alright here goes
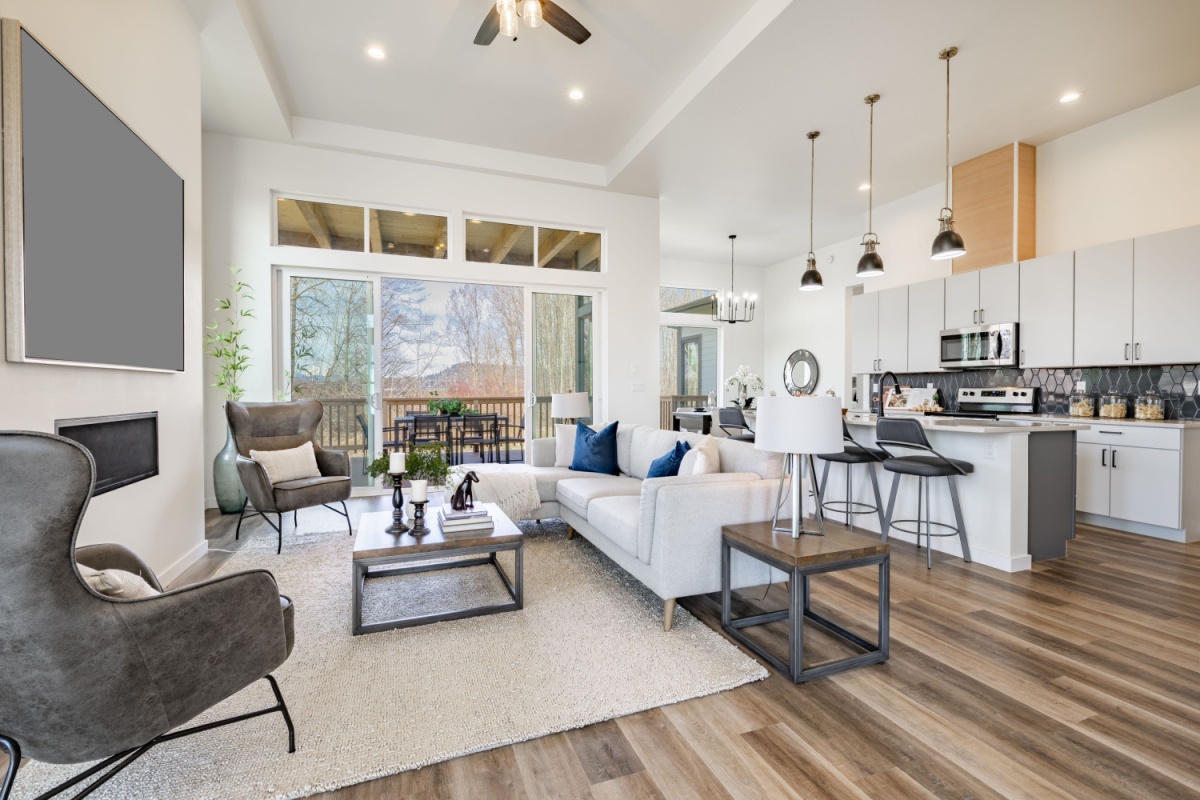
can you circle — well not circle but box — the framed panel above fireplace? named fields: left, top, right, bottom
left=55, top=412, right=159, bottom=495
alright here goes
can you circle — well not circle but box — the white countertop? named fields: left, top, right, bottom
left=1024, top=413, right=1200, bottom=429
left=845, top=414, right=1089, bottom=434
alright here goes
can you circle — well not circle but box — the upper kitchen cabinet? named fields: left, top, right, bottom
left=851, top=286, right=908, bottom=373
left=1018, top=252, right=1074, bottom=368
left=851, top=292, right=880, bottom=374
left=1074, top=239, right=1133, bottom=366
left=1132, top=224, right=1200, bottom=365
left=908, top=278, right=945, bottom=372
left=944, top=263, right=1019, bottom=329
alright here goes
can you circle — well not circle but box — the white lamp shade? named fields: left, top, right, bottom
left=551, top=392, right=591, bottom=418
left=753, top=395, right=844, bottom=455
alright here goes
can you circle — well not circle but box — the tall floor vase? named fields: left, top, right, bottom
left=213, top=418, right=247, bottom=514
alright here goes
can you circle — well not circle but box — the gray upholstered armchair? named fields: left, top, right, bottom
left=227, top=399, right=353, bottom=554
left=0, top=432, right=295, bottom=800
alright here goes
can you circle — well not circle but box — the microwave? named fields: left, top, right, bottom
left=939, top=323, right=1018, bottom=369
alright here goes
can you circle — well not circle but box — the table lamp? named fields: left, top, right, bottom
left=754, top=395, right=843, bottom=537
left=551, top=392, right=590, bottom=424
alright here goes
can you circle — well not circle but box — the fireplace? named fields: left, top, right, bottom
left=55, top=412, right=159, bottom=495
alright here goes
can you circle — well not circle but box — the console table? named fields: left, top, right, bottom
left=721, top=520, right=889, bottom=683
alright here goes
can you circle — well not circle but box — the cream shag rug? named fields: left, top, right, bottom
left=16, top=518, right=765, bottom=800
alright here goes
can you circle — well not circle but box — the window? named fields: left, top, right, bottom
left=467, top=218, right=602, bottom=271
left=660, top=286, right=716, bottom=314
left=370, top=209, right=448, bottom=259
left=277, top=198, right=365, bottom=251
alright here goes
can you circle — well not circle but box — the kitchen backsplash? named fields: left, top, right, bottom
left=888, top=365, right=1200, bottom=420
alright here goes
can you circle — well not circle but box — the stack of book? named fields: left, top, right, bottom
left=438, top=505, right=493, bottom=535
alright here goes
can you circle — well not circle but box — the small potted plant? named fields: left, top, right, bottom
left=725, top=365, right=764, bottom=409
left=366, top=443, right=450, bottom=490
left=428, top=397, right=472, bottom=416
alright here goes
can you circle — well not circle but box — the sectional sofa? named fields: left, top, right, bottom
left=518, top=424, right=786, bottom=630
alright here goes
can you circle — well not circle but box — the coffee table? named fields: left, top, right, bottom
left=721, top=520, right=889, bottom=683
left=351, top=502, right=523, bottom=635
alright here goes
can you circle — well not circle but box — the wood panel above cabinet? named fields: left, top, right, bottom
left=951, top=143, right=1036, bottom=274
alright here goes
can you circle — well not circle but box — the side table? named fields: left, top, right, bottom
left=721, top=520, right=889, bottom=683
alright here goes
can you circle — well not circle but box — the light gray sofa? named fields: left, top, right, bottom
left=520, top=424, right=786, bottom=630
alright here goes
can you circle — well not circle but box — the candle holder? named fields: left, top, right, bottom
left=410, top=500, right=429, bottom=536
left=384, top=473, right=409, bottom=535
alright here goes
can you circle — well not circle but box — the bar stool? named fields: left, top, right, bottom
left=876, top=418, right=973, bottom=569
left=816, top=420, right=888, bottom=533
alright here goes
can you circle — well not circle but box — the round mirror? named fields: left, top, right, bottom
left=783, top=349, right=819, bottom=395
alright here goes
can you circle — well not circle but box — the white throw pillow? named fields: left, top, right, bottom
left=250, top=441, right=322, bottom=485
left=554, top=424, right=576, bottom=468
left=680, top=435, right=721, bottom=476
left=77, top=563, right=160, bottom=600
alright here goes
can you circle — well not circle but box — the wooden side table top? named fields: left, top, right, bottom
left=353, top=503, right=522, bottom=560
left=722, top=520, right=889, bottom=568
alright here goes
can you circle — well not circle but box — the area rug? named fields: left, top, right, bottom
left=15, top=518, right=766, bottom=800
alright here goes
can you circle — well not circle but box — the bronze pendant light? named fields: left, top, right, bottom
left=931, top=46, right=967, bottom=260
left=856, top=94, right=883, bottom=277
left=799, top=130, right=824, bottom=291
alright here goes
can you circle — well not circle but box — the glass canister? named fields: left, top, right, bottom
left=1135, top=387, right=1166, bottom=420
left=1069, top=389, right=1096, bottom=417
left=1099, top=391, right=1128, bottom=418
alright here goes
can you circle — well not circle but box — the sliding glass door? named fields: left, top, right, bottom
left=528, top=290, right=596, bottom=440
left=279, top=270, right=378, bottom=489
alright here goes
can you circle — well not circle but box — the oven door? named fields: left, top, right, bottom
left=939, top=324, right=1017, bottom=369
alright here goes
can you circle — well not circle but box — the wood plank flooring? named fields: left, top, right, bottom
left=8, top=499, right=1198, bottom=799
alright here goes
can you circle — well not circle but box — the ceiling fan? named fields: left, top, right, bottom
left=474, top=0, right=591, bottom=46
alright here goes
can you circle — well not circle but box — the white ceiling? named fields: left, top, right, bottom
left=187, top=0, right=1200, bottom=267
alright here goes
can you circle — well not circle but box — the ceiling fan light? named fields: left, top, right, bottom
left=857, top=240, right=884, bottom=277
left=499, top=5, right=518, bottom=37
left=799, top=255, right=823, bottom=291
left=521, top=0, right=543, bottom=27
left=496, top=0, right=516, bottom=13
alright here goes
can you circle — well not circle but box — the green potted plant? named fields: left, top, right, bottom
left=204, top=265, right=254, bottom=513
left=428, top=397, right=472, bottom=416
left=365, top=443, right=451, bottom=488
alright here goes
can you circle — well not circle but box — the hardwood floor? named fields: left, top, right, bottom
left=8, top=501, right=1198, bottom=799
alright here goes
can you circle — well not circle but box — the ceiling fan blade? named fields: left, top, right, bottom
left=474, top=6, right=501, bottom=45
left=542, top=1, right=591, bottom=44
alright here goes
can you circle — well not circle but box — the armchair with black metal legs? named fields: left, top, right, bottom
left=456, top=413, right=499, bottom=464
left=0, top=432, right=296, bottom=800
left=717, top=407, right=756, bottom=442
left=227, top=399, right=353, bottom=554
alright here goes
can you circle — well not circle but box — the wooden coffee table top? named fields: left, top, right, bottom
left=722, top=520, right=889, bottom=568
left=353, top=503, right=522, bottom=560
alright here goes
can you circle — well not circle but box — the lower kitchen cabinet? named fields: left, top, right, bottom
left=1108, top=445, right=1181, bottom=529
left=1076, top=442, right=1111, bottom=517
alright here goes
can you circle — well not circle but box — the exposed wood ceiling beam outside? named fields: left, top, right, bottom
left=368, top=209, right=382, bottom=253
left=538, top=230, right=579, bottom=268
left=432, top=217, right=446, bottom=254
left=292, top=199, right=332, bottom=249
left=490, top=224, right=525, bottom=263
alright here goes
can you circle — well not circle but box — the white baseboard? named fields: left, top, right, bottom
left=883, top=529, right=1031, bottom=573
left=158, top=539, right=209, bottom=586
left=1077, top=512, right=1195, bottom=543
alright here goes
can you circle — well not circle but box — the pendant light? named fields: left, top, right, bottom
left=712, top=235, right=756, bottom=324
left=520, top=0, right=543, bottom=28
left=931, top=46, right=967, bottom=260
left=857, top=94, right=883, bottom=277
left=799, top=131, right=824, bottom=291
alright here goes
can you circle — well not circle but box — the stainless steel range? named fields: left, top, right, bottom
left=932, top=386, right=1039, bottom=420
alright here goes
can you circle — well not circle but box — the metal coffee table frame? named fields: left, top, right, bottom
left=721, top=537, right=889, bottom=683
left=352, top=540, right=523, bottom=635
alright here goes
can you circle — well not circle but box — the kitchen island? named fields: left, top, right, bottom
left=828, top=415, right=1085, bottom=572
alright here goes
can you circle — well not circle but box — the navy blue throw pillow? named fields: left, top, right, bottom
left=571, top=421, right=620, bottom=475
left=647, top=440, right=691, bottom=479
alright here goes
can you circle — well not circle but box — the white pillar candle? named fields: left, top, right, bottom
left=389, top=452, right=405, bottom=474
left=409, top=479, right=428, bottom=502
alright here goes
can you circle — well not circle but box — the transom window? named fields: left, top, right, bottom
left=466, top=218, right=601, bottom=272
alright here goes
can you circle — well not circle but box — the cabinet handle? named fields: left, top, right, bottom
left=979, top=308, right=985, bottom=324
left=1112, top=449, right=1118, bottom=469
left=1136, top=343, right=1142, bottom=360
left=973, top=309, right=978, bottom=324
left=1124, top=343, right=1131, bottom=360
left=1101, top=449, right=1107, bottom=467
left=1020, top=349, right=1025, bottom=367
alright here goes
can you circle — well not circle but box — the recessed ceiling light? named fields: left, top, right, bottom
left=403, top=211, right=416, bottom=216
left=469, top=218, right=482, bottom=224
left=859, top=183, right=871, bottom=191
left=483, top=248, right=490, bottom=253
left=366, top=46, right=387, bottom=60
left=1059, top=91, right=1082, bottom=103
left=568, top=88, right=584, bottom=101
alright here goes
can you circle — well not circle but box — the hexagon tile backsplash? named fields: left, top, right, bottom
left=892, top=366, right=1200, bottom=420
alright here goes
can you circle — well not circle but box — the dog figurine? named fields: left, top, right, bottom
left=451, top=471, right=479, bottom=511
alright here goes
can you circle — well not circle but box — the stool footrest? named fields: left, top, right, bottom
left=887, top=518, right=961, bottom=538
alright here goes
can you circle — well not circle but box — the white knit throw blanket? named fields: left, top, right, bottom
left=449, top=466, right=542, bottom=522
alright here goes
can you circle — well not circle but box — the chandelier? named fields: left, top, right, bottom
left=712, top=235, right=756, bottom=324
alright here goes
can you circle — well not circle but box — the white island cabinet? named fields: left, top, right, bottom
left=839, top=417, right=1083, bottom=572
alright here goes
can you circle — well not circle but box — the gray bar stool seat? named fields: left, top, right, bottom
left=876, top=418, right=973, bottom=569
left=816, top=420, right=888, bottom=533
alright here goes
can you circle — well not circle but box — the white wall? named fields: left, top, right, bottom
left=660, top=257, right=764, bottom=402
left=0, top=0, right=205, bottom=581
left=202, top=133, right=660, bottom=502
left=765, top=84, right=1200, bottom=407
left=1038, top=85, right=1200, bottom=255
